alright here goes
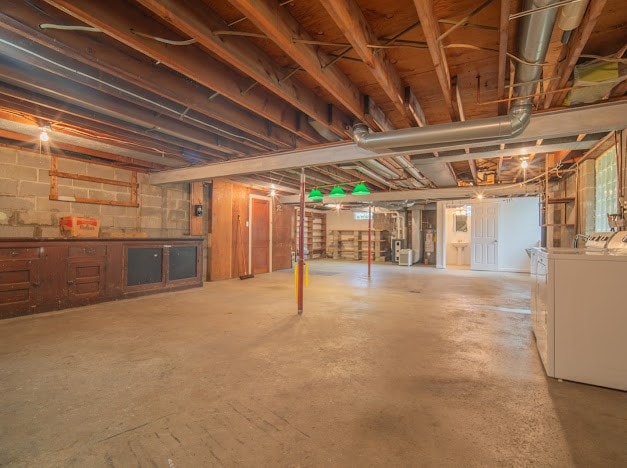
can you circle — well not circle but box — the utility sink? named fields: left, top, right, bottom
left=452, top=242, right=469, bottom=265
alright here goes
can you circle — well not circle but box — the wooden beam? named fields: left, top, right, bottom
left=318, top=0, right=420, bottom=128
left=364, top=96, right=395, bottom=132
left=0, top=127, right=167, bottom=171
left=43, top=0, right=322, bottom=143
left=190, top=182, right=203, bottom=236
left=134, top=0, right=349, bottom=139
left=497, top=0, right=510, bottom=115
left=150, top=101, right=627, bottom=184
left=544, top=0, right=608, bottom=108
left=0, top=60, right=244, bottom=159
left=0, top=31, right=274, bottom=153
left=412, top=0, right=457, bottom=121
left=0, top=92, right=198, bottom=166
left=226, top=0, right=391, bottom=131
left=0, top=10, right=300, bottom=149
left=279, top=184, right=537, bottom=204
left=404, top=87, right=427, bottom=127
left=0, top=63, right=236, bottom=162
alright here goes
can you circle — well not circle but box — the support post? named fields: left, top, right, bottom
left=298, top=168, right=305, bottom=314
left=368, top=203, right=372, bottom=279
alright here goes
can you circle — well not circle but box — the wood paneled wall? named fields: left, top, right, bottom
left=208, top=179, right=294, bottom=281
left=273, top=202, right=295, bottom=270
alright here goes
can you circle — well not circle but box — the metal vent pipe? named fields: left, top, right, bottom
left=352, top=0, right=559, bottom=153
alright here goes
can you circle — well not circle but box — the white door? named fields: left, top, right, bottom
left=471, top=203, right=498, bottom=271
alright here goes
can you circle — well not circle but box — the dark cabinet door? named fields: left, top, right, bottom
left=66, top=258, right=106, bottom=305
left=168, top=246, right=198, bottom=281
left=126, top=247, right=165, bottom=290
left=0, top=260, right=40, bottom=318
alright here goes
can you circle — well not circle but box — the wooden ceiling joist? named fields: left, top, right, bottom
left=0, top=37, right=273, bottom=154
left=226, top=0, right=391, bottom=131
left=412, top=0, right=457, bottom=121
left=543, top=0, right=608, bottom=109
left=0, top=127, right=166, bottom=172
left=318, top=0, right=423, bottom=128
left=497, top=0, right=511, bottom=116
left=0, top=10, right=301, bottom=150
left=0, top=59, right=244, bottom=160
left=134, top=0, right=350, bottom=139
left=0, top=84, right=221, bottom=165
left=43, top=0, right=323, bottom=144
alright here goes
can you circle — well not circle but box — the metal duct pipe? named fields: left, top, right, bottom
left=353, top=165, right=397, bottom=188
left=352, top=0, right=559, bottom=153
left=362, top=159, right=399, bottom=179
left=393, top=156, right=429, bottom=187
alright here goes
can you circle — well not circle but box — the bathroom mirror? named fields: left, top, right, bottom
left=455, top=214, right=468, bottom=232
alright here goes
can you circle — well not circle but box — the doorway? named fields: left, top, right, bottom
left=470, top=202, right=499, bottom=270
left=249, top=195, right=272, bottom=275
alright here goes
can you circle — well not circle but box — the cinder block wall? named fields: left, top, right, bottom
left=0, top=147, right=190, bottom=238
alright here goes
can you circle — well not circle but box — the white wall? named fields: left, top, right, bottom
left=498, top=197, right=540, bottom=272
left=326, top=209, right=370, bottom=231
left=437, top=197, right=540, bottom=272
left=445, top=207, right=471, bottom=265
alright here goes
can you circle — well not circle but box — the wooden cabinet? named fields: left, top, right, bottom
left=0, top=238, right=203, bottom=319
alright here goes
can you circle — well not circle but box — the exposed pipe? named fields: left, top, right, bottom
left=362, top=159, right=399, bottom=179
left=393, top=156, right=429, bottom=187
left=352, top=0, right=559, bottom=154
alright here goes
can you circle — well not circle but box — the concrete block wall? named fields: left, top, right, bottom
left=0, top=147, right=190, bottom=238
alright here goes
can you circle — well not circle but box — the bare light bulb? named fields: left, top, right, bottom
left=477, top=193, right=484, bottom=200
left=39, top=129, right=49, bottom=142
left=521, top=159, right=529, bottom=169
left=269, top=189, right=276, bottom=197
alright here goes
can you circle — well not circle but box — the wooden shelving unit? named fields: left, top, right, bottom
left=541, top=158, right=578, bottom=248
left=296, top=210, right=326, bottom=259
left=327, top=230, right=389, bottom=261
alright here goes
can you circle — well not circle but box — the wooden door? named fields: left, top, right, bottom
left=250, top=198, right=270, bottom=274
left=471, top=203, right=499, bottom=271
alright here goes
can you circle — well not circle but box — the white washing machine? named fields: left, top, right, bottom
left=530, top=246, right=627, bottom=390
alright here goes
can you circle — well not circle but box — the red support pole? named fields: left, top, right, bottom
left=298, top=168, right=305, bottom=314
left=368, top=203, right=372, bottom=279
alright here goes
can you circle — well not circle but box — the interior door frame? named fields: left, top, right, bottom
left=470, top=201, right=499, bottom=271
left=248, top=194, right=273, bottom=275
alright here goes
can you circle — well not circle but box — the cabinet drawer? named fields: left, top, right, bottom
left=0, top=247, right=41, bottom=260
left=68, top=245, right=107, bottom=258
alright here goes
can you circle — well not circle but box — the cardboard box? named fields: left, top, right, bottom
left=60, top=216, right=100, bottom=238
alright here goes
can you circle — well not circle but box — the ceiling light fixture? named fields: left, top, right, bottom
left=328, top=185, right=346, bottom=198
left=39, top=128, right=49, bottom=142
left=521, top=158, right=529, bottom=169
left=351, top=182, right=370, bottom=196
left=307, top=187, right=323, bottom=201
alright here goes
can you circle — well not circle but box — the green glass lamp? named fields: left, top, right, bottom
left=351, top=182, right=370, bottom=196
left=307, top=187, right=323, bottom=201
left=329, top=185, right=346, bottom=198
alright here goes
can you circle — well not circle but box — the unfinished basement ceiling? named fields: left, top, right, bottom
left=0, top=0, right=625, bottom=197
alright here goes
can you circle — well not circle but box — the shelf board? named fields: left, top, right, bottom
left=546, top=197, right=575, bottom=204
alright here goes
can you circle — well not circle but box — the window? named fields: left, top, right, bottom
left=353, top=211, right=372, bottom=220
left=595, top=147, right=618, bottom=231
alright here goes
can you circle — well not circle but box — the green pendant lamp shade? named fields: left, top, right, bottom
left=307, top=187, right=323, bottom=201
left=351, top=182, right=370, bottom=196
left=329, top=185, right=346, bottom=198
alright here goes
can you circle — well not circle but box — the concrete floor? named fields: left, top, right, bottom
left=1, top=261, right=625, bottom=467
